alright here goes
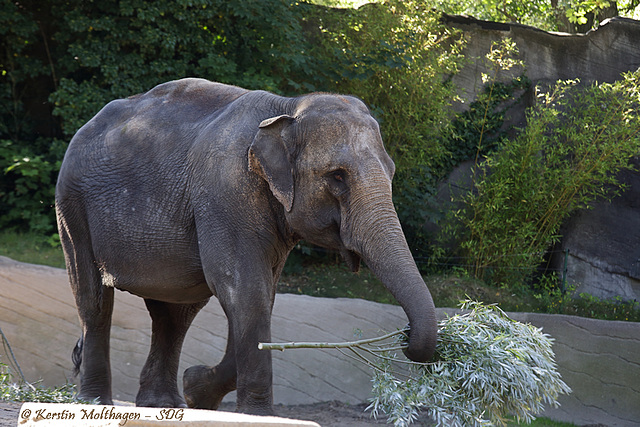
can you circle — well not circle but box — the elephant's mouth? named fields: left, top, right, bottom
left=340, top=247, right=361, bottom=273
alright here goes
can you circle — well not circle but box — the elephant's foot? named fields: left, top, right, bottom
left=78, top=392, right=113, bottom=406
left=235, top=383, right=275, bottom=416
left=236, top=398, right=276, bottom=416
left=183, top=365, right=236, bottom=410
left=136, top=388, right=187, bottom=408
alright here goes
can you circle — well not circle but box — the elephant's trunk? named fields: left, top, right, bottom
left=341, top=174, right=437, bottom=362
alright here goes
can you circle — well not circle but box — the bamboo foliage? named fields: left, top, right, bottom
left=368, top=301, right=571, bottom=426
left=456, top=65, right=640, bottom=284
left=261, top=301, right=571, bottom=426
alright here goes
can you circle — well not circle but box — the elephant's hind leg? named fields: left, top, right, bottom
left=58, top=211, right=115, bottom=405
left=75, top=285, right=115, bottom=404
left=136, top=299, right=207, bottom=408
left=183, top=323, right=237, bottom=410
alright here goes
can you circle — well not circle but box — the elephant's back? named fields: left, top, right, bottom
left=58, top=79, right=249, bottom=192
left=67, top=78, right=249, bottom=152
left=136, top=78, right=249, bottom=111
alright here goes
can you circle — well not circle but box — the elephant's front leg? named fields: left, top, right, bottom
left=217, top=278, right=276, bottom=415
left=232, top=311, right=274, bottom=415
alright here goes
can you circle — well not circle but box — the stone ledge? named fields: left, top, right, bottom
left=16, top=402, right=320, bottom=427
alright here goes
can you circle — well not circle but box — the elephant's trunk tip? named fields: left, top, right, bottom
left=404, top=314, right=438, bottom=363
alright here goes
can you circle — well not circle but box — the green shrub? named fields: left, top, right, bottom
left=0, top=139, right=66, bottom=234
left=565, top=293, right=640, bottom=322
left=444, top=75, right=531, bottom=175
left=1, top=361, right=85, bottom=403
left=49, top=0, right=318, bottom=137
left=451, top=69, right=640, bottom=285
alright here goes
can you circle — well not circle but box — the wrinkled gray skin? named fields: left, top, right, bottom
left=56, top=78, right=437, bottom=415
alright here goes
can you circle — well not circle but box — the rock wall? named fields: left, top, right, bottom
left=556, top=157, right=640, bottom=301
left=441, top=15, right=640, bottom=301
left=444, top=15, right=640, bottom=104
left=1, top=257, right=639, bottom=426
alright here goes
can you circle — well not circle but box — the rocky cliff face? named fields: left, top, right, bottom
left=445, top=15, right=640, bottom=103
left=443, top=15, right=640, bottom=301
left=557, top=158, right=640, bottom=301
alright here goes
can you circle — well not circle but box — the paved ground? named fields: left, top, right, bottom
left=0, top=402, right=20, bottom=427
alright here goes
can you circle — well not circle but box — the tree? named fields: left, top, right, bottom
left=309, top=0, right=466, bottom=259
left=435, top=0, right=640, bottom=32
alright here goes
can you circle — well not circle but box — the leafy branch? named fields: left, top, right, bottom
left=260, top=300, right=571, bottom=427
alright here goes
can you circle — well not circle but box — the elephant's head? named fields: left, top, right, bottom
left=248, top=94, right=437, bottom=362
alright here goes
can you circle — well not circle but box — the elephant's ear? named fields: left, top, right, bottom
left=248, top=115, right=296, bottom=212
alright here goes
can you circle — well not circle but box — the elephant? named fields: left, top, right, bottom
left=55, top=78, right=437, bottom=415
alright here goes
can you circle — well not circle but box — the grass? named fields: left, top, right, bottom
left=1, top=230, right=638, bottom=322
left=1, top=360, right=86, bottom=404
left=0, top=231, right=65, bottom=268
left=279, top=263, right=398, bottom=304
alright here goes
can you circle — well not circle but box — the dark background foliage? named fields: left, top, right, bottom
left=1, top=0, right=326, bottom=233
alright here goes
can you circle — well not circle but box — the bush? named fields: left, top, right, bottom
left=49, top=0, right=318, bottom=137
left=450, top=69, right=640, bottom=285
left=0, top=139, right=66, bottom=234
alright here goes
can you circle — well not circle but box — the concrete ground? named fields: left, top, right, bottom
left=1, top=256, right=638, bottom=426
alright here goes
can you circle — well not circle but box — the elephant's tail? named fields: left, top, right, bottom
left=72, top=335, right=83, bottom=377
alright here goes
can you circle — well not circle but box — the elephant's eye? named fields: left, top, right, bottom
left=331, top=169, right=346, bottom=183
